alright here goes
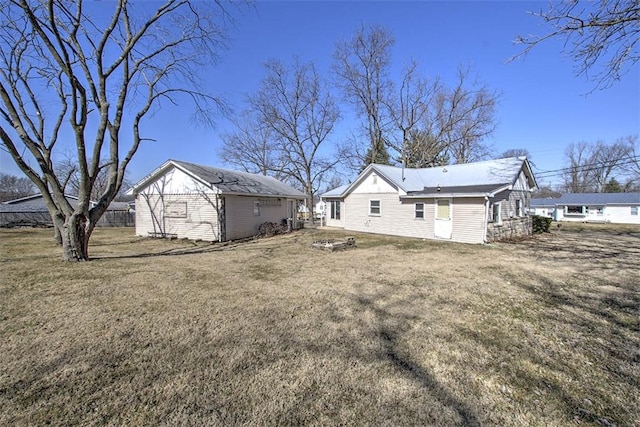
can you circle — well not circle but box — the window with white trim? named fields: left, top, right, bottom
left=565, top=205, right=584, bottom=215
left=331, top=201, right=341, bottom=220
left=632, top=206, right=638, bottom=216
left=516, top=199, right=523, bottom=217
left=492, top=202, right=502, bottom=225
left=415, top=203, right=424, bottom=219
left=253, top=201, right=261, bottom=216
left=369, top=200, right=381, bottom=216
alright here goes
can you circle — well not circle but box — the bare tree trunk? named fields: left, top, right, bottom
left=60, top=214, right=92, bottom=261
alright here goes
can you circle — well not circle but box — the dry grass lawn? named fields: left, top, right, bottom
left=1, top=224, right=639, bottom=426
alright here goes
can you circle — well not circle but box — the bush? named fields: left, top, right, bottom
left=532, top=215, right=553, bottom=234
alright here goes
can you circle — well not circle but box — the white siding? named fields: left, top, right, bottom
left=342, top=193, right=487, bottom=243
left=605, top=205, right=640, bottom=224
left=450, top=198, right=488, bottom=244
left=351, top=171, right=397, bottom=194
left=324, top=199, right=345, bottom=228
left=136, top=193, right=220, bottom=241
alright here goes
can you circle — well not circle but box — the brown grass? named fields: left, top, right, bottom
left=1, top=224, right=639, bottom=426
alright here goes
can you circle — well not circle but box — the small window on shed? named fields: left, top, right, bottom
left=415, top=203, right=424, bottom=219
left=253, top=201, right=261, bottom=216
left=516, top=199, right=523, bottom=217
left=372, top=174, right=378, bottom=184
left=632, top=206, right=638, bottom=216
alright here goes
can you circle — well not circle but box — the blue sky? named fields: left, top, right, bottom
left=1, top=1, right=638, bottom=189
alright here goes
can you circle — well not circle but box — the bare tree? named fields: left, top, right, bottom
left=220, top=111, right=285, bottom=179
left=440, top=66, right=498, bottom=164
left=385, top=61, right=441, bottom=167
left=620, top=135, right=640, bottom=187
left=0, top=172, right=36, bottom=201
left=499, top=148, right=531, bottom=159
left=562, top=139, right=633, bottom=192
left=0, top=0, right=235, bottom=260
left=250, top=58, right=340, bottom=222
left=56, top=154, right=133, bottom=201
left=515, top=0, right=640, bottom=90
left=333, top=24, right=394, bottom=167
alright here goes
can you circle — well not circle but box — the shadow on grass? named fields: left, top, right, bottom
left=457, top=269, right=639, bottom=426
left=353, top=291, right=481, bottom=426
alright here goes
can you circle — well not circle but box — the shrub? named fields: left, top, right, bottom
left=532, top=215, right=553, bottom=234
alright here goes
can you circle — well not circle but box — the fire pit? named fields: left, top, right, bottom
left=311, top=237, right=356, bottom=252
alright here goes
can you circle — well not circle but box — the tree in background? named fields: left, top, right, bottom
left=333, top=24, right=394, bottom=168
left=562, top=138, right=634, bottom=192
left=249, top=58, right=340, bottom=222
left=220, top=111, right=286, bottom=179
left=499, top=148, right=531, bottom=159
left=0, top=172, right=36, bottom=202
left=603, top=177, right=622, bottom=193
left=55, top=155, right=133, bottom=202
left=515, top=0, right=639, bottom=90
left=437, top=66, right=498, bottom=164
left=0, top=0, right=235, bottom=260
left=385, top=61, right=441, bottom=167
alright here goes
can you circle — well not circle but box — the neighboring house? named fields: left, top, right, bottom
left=131, top=159, right=306, bottom=241
left=531, top=193, right=640, bottom=224
left=321, top=157, right=537, bottom=244
left=0, top=193, right=134, bottom=227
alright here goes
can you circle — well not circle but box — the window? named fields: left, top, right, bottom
left=253, top=201, right=260, bottom=216
left=165, top=201, right=187, bottom=218
left=436, top=199, right=450, bottom=220
left=259, top=198, right=281, bottom=207
left=372, top=174, right=378, bottom=184
left=331, top=201, right=341, bottom=220
left=516, top=199, right=523, bottom=217
left=369, top=200, right=381, bottom=216
left=492, top=202, right=502, bottom=225
left=415, top=203, right=424, bottom=219
left=566, top=205, right=584, bottom=214
left=632, top=206, right=638, bottom=216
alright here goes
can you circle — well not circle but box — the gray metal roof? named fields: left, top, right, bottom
left=408, top=184, right=509, bottom=196
left=322, top=157, right=534, bottom=198
left=170, top=160, right=305, bottom=198
left=321, top=184, right=349, bottom=198
left=532, top=193, right=640, bottom=207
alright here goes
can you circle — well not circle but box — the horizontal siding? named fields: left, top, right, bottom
left=343, top=194, right=488, bottom=243
left=135, top=193, right=220, bottom=241
left=451, top=198, right=487, bottom=244
left=606, top=206, right=640, bottom=224
left=225, top=195, right=290, bottom=240
left=343, top=193, right=435, bottom=239
left=324, top=199, right=345, bottom=228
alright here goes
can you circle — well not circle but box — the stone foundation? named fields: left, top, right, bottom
left=487, top=217, right=532, bottom=242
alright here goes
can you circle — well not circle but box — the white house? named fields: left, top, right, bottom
left=131, top=160, right=306, bottom=241
left=531, top=193, right=640, bottom=224
left=321, top=157, right=538, bottom=244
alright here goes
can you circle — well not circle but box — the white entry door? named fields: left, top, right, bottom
left=434, top=198, right=452, bottom=239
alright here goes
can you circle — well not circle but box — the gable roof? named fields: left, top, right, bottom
left=322, top=157, right=536, bottom=198
left=132, top=160, right=306, bottom=198
left=532, top=193, right=640, bottom=207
